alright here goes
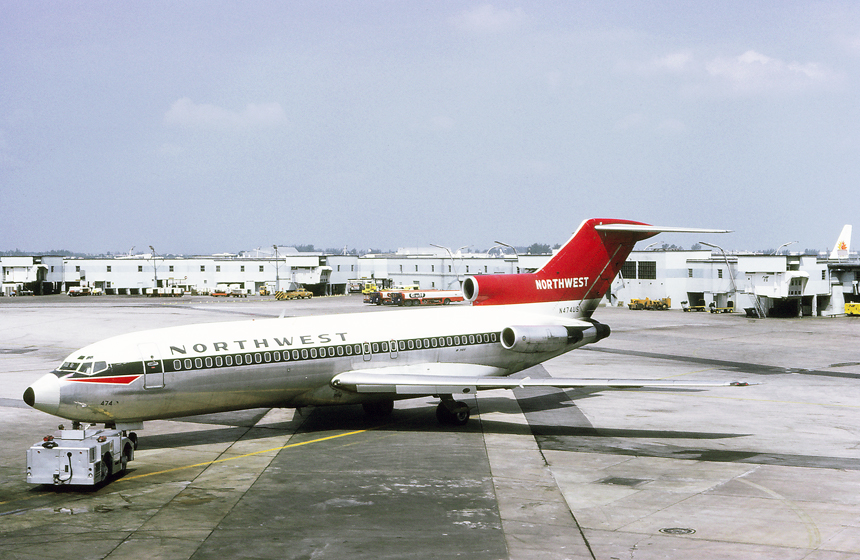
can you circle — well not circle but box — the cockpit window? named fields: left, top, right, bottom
left=74, top=361, right=108, bottom=376
left=60, top=362, right=80, bottom=372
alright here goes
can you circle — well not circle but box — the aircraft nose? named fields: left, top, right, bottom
left=23, top=374, right=61, bottom=416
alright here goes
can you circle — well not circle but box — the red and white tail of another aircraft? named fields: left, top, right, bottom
left=24, top=218, right=748, bottom=430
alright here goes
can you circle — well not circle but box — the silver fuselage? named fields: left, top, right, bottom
left=25, top=300, right=601, bottom=425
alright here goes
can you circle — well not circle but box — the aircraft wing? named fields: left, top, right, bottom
left=330, top=369, right=750, bottom=396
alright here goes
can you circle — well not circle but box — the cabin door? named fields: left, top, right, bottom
left=139, top=343, right=164, bottom=389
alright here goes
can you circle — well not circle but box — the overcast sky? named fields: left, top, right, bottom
left=3, top=1, right=860, bottom=255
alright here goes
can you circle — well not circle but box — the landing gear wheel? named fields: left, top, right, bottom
left=362, top=400, right=394, bottom=418
left=436, top=401, right=470, bottom=426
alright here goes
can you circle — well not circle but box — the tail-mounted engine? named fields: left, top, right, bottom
left=500, top=321, right=610, bottom=353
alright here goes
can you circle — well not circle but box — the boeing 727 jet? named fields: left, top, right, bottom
left=24, top=218, right=744, bottom=434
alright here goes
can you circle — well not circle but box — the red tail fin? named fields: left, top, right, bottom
left=462, top=219, right=729, bottom=317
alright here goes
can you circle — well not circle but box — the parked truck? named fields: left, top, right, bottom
left=628, top=297, right=671, bottom=310
left=275, top=286, right=313, bottom=300
left=390, top=290, right=465, bottom=306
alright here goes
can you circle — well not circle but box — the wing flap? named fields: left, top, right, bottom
left=331, top=369, right=751, bottom=395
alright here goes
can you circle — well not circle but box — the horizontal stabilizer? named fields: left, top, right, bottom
left=331, top=370, right=752, bottom=395
left=594, top=224, right=732, bottom=234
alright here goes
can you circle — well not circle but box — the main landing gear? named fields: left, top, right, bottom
left=436, top=395, right=470, bottom=426
left=360, top=396, right=471, bottom=426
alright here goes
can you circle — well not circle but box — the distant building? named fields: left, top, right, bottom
left=617, top=249, right=856, bottom=317
left=3, top=245, right=857, bottom=317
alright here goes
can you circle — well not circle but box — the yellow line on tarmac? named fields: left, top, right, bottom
left=119, top=429, right=368, bottom=482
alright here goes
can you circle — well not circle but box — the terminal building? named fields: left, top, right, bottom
left=2, top=235, right=857, bottom=317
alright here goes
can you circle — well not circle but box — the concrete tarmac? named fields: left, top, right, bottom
left=1, top=294, right=859, bottom=559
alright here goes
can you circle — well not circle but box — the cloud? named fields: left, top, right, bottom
left=164, top=98, right=288, bottom=129
left=705, top=50, right=837, bottom=95
left=651, top=51, right=694, bottom=73
left=451, top=4, right=525, bottom=33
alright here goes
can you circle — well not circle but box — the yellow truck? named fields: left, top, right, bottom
left=628, top=297, right=671, bottom=310
left=846, top=302, right=860, bottom=316
left=275, top=286, right=313, bottom=300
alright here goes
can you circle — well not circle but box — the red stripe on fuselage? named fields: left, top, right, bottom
left=68, top=375, right=141, bottom=385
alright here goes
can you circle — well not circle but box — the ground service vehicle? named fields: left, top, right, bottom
left=629, top=297, right=671, bottom=310
left=275, top=287, right=313, bottom=300
left=390, top=290, right=464, bottom=306
left=27, top=427, right=134, bottom=486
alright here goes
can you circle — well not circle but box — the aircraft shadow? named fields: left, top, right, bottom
left=138, top=392, right=746, bottom=450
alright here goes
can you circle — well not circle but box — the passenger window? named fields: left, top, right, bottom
left=301, top=349, right=308, bottom=359
left=431, top=338, right=438, bottom=348
left=185, top=359, right=193, bottom=370
left=454, top=336, right=461, bottom=345
left=273, top=352, right=280, bottom=362
left=399, top=340, right=406, bottom=351
left=310, top=348, right=317, bottom=359
left=423, top=339, right=430, bottom=348
left=469, top=335, right=475, bottom=344
left=407, top=340, right=414, bottom=350
left=174, top=360, right=182, bottom=370
left=216, top=356, right=223, bottom=367
left=205, top=357, right=213, bottom=368
left=195, top=358, right=203, bottom=369
left=264, top=352, right=271, bottom=362
left=245, top=354, right=252, bottom=364
left=371, top=343, right=379, bottom=353
left=225, top=356, right=233, bottom=366
left=446, top=337, right=453, bottom=346
left=292, top=350, right=299, bottom=360
left=236, top=355, right=243, bottom=365
left=337, top=346, right=344, bottom=356
left=255, top=353, right=262, bottom=363
left=346, top=345, right=353, bottom=356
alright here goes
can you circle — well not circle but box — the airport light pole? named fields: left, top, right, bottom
left=273, top=245, right=280, bottom=292
left=149, top=246, right=159, bottom=290
left=431, top=244, right=469, bottom=289
left=493, top=240, right=518, bottom=273
left=699, top=241, right=737, bottom=294
left=775, top=241, right=798, bottom=255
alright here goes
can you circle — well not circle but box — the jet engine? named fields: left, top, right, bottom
left=463, top=274, right=536, bottom=306
left=500, top=321, right=610, bottom=353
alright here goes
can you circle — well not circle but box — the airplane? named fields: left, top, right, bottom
left=23, top=218, right=747, bottom=438
left=829, top=224, right=851, bottom=260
